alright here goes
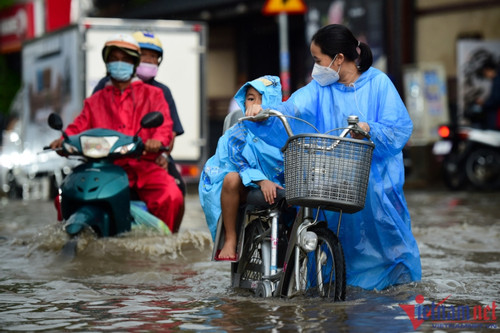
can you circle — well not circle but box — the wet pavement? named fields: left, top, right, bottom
left=0, top=187, right=499, bottom=332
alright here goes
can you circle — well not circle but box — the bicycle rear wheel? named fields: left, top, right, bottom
left=280, top=226, right=346, bottom=301
left=231, top=219, right=265, bottom=289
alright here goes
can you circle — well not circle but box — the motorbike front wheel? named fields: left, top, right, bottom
left=280, top=226, right=346, bottom=301
left=465, top=147, right=500, bottom=190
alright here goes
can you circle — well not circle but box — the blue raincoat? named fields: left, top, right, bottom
left=199, top=76, right=284, bottom=240
left=245, top=67, right=422, bottom=290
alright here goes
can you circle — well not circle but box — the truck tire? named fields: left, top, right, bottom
left=7, top=172, right=22, bottom=199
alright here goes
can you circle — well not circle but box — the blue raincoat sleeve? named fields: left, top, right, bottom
left=226, top=122, right=284, bottom=187
left=227, top=123, right=262, bottom=187
left=245, top=68, right=421, bottom=290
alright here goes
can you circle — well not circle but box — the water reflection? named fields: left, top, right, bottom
left=0, top=189, right=499, bottom=331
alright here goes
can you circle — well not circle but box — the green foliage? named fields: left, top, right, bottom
left=0, top=55, right=21, bottom=115
left=0, top=0, right=16, bottom=11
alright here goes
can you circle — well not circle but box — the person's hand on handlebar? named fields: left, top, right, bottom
left=256, top=179, right=284, bottom=204
left=49, top=138, right=63, bottom=149
left=245, top=104, right=264, bottom=117
left=144, top=138, right=163, bottom=154
left=49, top=138, right=65, bottom=156
left=350, top=122, right=370, bottom=139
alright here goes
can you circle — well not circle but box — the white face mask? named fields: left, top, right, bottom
left=311, top=55, right=341, bottom=86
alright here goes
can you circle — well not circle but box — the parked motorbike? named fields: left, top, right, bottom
left=433, top=123, right=500, bottom=190
left=46, top=111, right=171, bottom=254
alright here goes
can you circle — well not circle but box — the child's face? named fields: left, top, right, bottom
left=245, top=86, right=262, bottom=110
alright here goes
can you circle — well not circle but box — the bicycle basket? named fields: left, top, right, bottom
left=283, top=134, right=374, bottom=213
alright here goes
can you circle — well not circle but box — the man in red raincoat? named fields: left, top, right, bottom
left=50, top=33, right=183, bottom=232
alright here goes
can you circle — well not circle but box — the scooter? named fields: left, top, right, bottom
left=46, top=111, right=171, bottom=253
left=433, top=123, right=500, bottom=190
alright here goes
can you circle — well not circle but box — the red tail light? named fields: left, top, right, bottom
left=438, top=125, right=450, bottom=139
left=179, top=164, right=200, bottom=179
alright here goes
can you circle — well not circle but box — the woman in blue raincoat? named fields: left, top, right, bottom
left=199, top=75, right=284, bottom=260
left=245, top=24, right=421, bottom=290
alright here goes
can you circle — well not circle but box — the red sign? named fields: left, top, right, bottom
left=0, top=3, right=35, bottom=53
left=45, top=0, right=72, bottom=32
left=262, top=0, right=307, bottom=15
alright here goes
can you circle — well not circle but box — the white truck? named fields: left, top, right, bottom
left=0, top=17, right=207, bottom=199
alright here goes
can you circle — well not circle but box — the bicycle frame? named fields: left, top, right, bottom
left=228, top=110, right=372, bottom=299
left=275, top=206, right=323, bottom=295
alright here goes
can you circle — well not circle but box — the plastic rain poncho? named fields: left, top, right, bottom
left=245, top=67, right=421, bottom=290
left=199, top=76, right=284, bottom=240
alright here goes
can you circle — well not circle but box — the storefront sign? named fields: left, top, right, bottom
left=0, top=3, right=35, bottom=53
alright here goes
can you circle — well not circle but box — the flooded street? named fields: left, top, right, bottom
left=0, top=187, right=499, bottom=332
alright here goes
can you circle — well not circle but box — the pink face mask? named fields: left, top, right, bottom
left=136, top=62, right=159, bottom=81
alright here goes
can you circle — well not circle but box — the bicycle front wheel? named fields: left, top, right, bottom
left=280, top=226, right=346, bottom=301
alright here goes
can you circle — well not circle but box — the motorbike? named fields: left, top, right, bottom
left=433, top=123, right=500, bottom=190
left=46, top=111, right=171, bottom=254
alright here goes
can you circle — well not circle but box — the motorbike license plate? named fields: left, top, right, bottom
left=432, top=140, right=452, bottom=155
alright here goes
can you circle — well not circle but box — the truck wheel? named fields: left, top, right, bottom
left=7, top=172, right=22, bottom=199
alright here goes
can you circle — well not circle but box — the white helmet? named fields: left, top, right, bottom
left=102, top=33, right=141, bottom=67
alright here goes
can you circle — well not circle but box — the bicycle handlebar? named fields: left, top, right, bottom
left=239, top=109, right=295, bottom=137
left=239, top=109, right=371, bottom=140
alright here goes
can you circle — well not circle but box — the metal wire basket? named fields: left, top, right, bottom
left=282, top=134, right=374, bottom=213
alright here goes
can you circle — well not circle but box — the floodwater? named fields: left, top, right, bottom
left=0, top=187, right=499, bottom=332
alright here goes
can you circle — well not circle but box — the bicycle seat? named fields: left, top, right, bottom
left=223, top=110, right=244, bottom=133
left=246, top=188, right=286, bottom=210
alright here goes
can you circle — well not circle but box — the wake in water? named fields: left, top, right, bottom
left=24, top=220, right=213, bottom=261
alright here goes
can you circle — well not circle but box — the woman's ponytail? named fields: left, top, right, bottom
left=357, top=42, right=373, bottom=72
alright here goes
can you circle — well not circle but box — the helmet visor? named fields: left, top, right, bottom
left=103, top=46, right=141, bottom=67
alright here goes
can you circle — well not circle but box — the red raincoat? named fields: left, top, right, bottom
left=65, top=79, right=183, bottom=231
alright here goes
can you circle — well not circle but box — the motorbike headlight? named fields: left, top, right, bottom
left=299, top=230, right=318, bottom=253
left=113, top=143, right=136, bottom=154
left=80, top=136, right=119, bottom=158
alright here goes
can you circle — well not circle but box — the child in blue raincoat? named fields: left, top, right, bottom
left=244, top=24, right=422, bottom=290
left=199, top=75, right=284, bottom=260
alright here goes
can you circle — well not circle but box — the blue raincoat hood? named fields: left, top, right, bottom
left=234, top=75, right=282, bottom=112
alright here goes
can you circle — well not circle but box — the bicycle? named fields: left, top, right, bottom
left=211, top=110, right=374, bottom=300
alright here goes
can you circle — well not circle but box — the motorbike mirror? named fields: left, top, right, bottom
left=48, top=113, right=63, bottom=130
left=141, top=111, right=164, bottom=129
left=48, top=113, right=69, bottom=140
